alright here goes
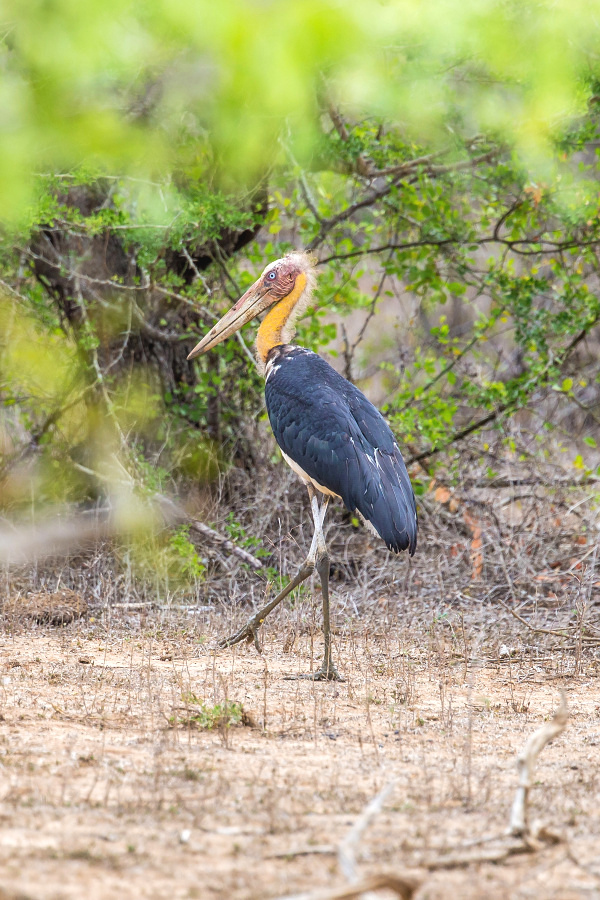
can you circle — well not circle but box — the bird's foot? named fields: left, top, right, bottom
left=217, top=563, right=316, bottom=656
left=217, top=615, right=264, bottom=653
left=284, top=660, right=345, bottom=682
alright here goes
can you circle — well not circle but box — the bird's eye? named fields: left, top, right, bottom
left=267, top=271, right=277, bottom=280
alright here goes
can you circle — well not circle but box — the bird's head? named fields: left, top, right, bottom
left=187, top=252, right=316, bottom=360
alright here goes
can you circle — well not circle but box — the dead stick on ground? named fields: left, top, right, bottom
left=274, top=875, right=420, bottom=900
left=509, top=692, right=568, bottom=837
left=496, top=597, right=600, bottom=643
left=275, top=780, right=421, bottom=900
left=403, top=694, right=569, bottom=870
left=277, top=701, right=570, bottom=897
left=338, top=780, right=396, bottom=883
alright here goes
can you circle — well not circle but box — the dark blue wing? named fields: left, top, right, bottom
left=264, top=346, right=417, bottom=555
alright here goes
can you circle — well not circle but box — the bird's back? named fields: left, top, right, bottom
left=264, top=345, right=417, bottom=555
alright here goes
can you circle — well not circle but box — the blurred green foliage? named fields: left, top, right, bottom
left=2, top=0, right=600, bottom=220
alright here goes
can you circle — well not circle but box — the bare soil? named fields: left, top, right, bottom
left=1, top=610, right=599, bottom=900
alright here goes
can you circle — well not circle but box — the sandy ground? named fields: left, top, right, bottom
left=0, top=616, right=599, bottom=900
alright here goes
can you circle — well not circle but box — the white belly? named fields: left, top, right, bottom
left=281, top=451, right=340, bottom=499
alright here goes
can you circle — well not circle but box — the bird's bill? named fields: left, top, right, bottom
left=186, top=281, right=271, bottom=360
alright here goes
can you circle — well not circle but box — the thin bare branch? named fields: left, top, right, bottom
left=275, top=874, right=420, bottom=900
left=338, top=780, right=396, bottom=883
left=318, top=230, right=600, bottom=266
left=156, top=496, right=264, bottom=570
left=405, top=312, right=600, bottom=466
left=309, top=151, right=498, bottom=251
left=509, top=694, right=568, bottom=836
left=495, top=597, right=600, bottom=645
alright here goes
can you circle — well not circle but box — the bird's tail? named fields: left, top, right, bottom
left=352, top=448, right=418, bottom=555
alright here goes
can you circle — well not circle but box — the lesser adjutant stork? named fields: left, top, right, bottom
left=188, top=252, right=417, bottom=680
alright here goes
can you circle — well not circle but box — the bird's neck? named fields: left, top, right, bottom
left=256, top=272, right=307, bottom=367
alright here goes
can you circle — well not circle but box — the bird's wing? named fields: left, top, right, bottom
left=265, top=351, right=417, bottom=554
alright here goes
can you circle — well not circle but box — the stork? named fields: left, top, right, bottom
left=187, top=252, right=417, bottom=680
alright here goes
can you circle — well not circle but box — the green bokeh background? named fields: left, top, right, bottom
left=2, top=0, right=599, bottom=221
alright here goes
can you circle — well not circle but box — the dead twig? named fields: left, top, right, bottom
left=275, top=874, right=420, bottom=900
left=496, top=597, right=600, bottom=645
left=268, top=845, right=335, bottom=859
left=509, top=693, right=568, bottom=837
left=156, top=496, right=264, bottom=570
left=338, top=780, right=396, bottom=883
left=275, top=780, right=422, bottom=900
left=188, top=519, right=263, bottom=570
left=418, top=841, right=531, bottom=868
left=394, top=696, right=568, bottom=873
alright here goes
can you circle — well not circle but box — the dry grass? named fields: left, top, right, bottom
left=1, top=466, right=600, bottom=898
left=0, top=607, right=599, bottom=899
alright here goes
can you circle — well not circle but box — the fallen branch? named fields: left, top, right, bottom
left=274, top=698, right=570, bottom=897
left=188, top=519, right=262, bottom=570
left=275, top=781, right=422, bottom=900
left=268, top=845, right=335, bottom=860
left=509, top=693, right=569, bottom=837
left=338, top=780, right=396, bottom=883
left=496, top=597, right=600, bottom=645
left=276, top=874, right=420, bottom=900
left=417, top=840, right=532, bottom=869
left=403, top=696, right=568, bottom=871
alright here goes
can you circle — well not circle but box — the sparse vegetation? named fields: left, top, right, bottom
left=0, top=610, right=599, bottom=898
left=171, top=694, right=245, bottom=730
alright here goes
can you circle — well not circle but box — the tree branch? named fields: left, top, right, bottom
left=318, top=230, right=600, bottom=266
left=309, top=151, right=498, bottom=251
left=404, top=313, right=600, bottom=466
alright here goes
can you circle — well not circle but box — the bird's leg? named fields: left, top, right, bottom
left=315, top=533, right=343, bottom=682
left=217, top=486, right=323, bottom=653
left=285, top=493, right=344, bottom=682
